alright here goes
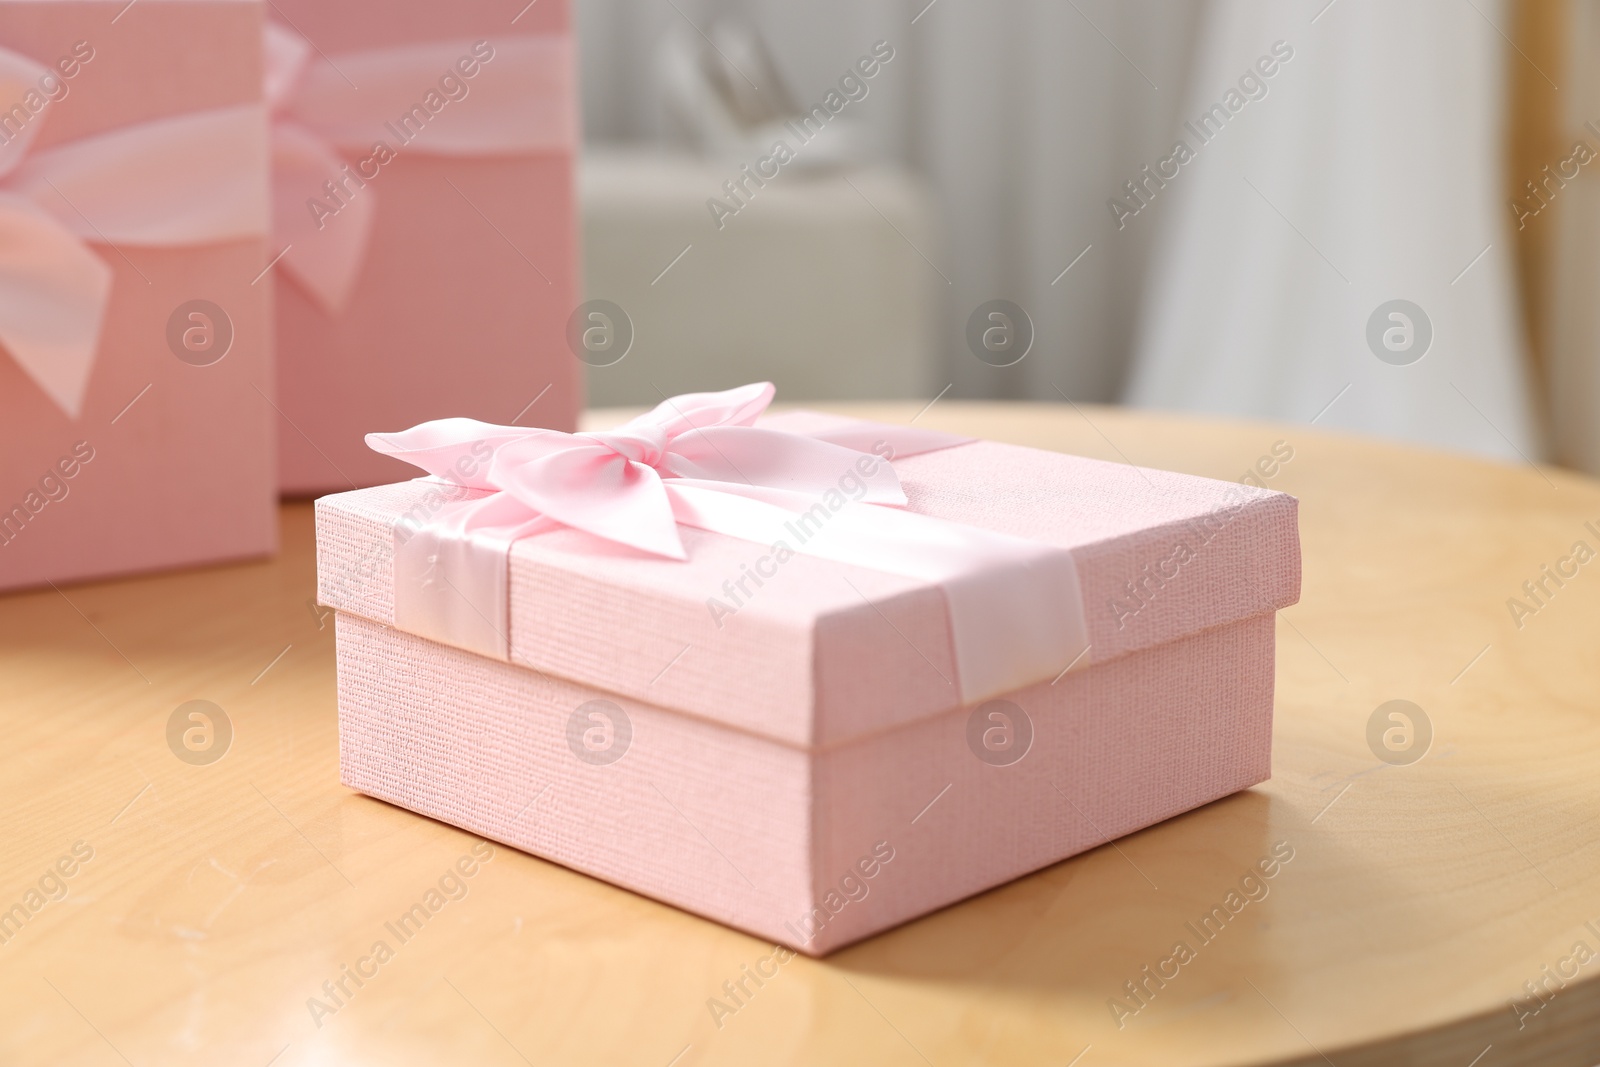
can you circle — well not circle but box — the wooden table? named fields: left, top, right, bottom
left=5, top=403, right=1599, bottom=1067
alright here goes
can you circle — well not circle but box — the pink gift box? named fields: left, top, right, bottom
left=0, top=1, right=274, bottom=592
left=316, top=414, right=1300, bottom=953
left=269, top=0, right=582, bottom=494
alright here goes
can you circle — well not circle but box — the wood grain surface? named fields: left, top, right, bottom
left=3, top=402, right=1598, bottom=1066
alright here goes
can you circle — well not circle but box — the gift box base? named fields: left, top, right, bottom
left=336, top=610, right=1276, bottom=955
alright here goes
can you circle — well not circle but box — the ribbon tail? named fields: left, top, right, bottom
left=638, top=382, right=775, bottom=438
left=391, top=485, right=561, bottom=661
left=665, top=425, right=908, bottom=504
left=0, top=194, right=111, bottom=419
left=665, top=481, right=1089, bottom=704
left=271, top=121, right=375, bottom=313
left=264, top=23, right=313, bottom=111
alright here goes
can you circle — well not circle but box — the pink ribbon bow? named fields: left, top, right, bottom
left=266, top=25, right=575, bottom=313
left=366, top=383, right=1091, bottom=705
left=0, top=46, right=266, bottom=419
left=367, top=381, right=943, bottom=559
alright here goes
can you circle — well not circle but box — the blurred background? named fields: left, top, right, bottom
left=572, top=0, right=1598, bottom=472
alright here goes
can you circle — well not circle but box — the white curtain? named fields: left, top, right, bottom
left=1126, top=0, right=1541, bottom=463
left=577, top=0, right=1543, bottom=463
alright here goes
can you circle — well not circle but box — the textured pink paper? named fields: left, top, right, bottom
left=336, top=610, right=1276, bottom=955
left=272, top=0, right=581, bottom=494
left=317, top=426, right=1301, bottom=745
left=0, top=2, right=274, bottom=592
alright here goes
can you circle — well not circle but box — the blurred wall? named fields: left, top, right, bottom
left=575, top=0, right=1202, bottom=404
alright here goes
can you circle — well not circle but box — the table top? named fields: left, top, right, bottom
left=4, top=402, right=1597, bottom=1067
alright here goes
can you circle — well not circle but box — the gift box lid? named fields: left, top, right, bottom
left=316, top=409, right=1299, bottom=749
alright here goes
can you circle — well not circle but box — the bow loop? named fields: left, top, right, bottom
left=637, top=381, right=775, bottom=441
left=365, top=417, right=557, bottom=490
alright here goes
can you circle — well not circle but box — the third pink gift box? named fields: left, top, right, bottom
left=315, top=384, right=1301, bottom=954
left=268, top=0, right=581, bottom=493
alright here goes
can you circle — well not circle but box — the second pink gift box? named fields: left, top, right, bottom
left=0, top=1, right=273, bottom=592
left=315, top=384, right=1301, bottom=954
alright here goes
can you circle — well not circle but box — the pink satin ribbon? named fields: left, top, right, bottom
left=0, top=47, right=266, bottom=419
left=367, top=383, right=1090, bottom=706
left=266, top=25, right=575, bottom=313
